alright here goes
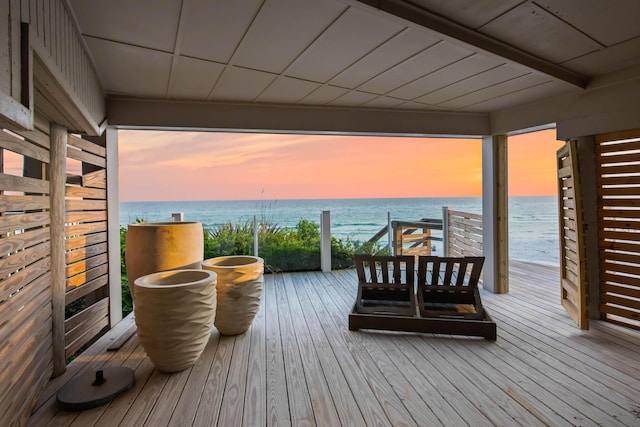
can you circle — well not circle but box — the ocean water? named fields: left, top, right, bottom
left=120, top=196, right=559, bottom=265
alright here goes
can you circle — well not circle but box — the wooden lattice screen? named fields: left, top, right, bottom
left=447, top=209, right=483, bottom=257
left=64, top=134, right=110, bottom=358
left=0, top=126, right=53, bottom=425
left=557, top=141, right=588, bottom=329
left=596, top=130, right=640, bottom=330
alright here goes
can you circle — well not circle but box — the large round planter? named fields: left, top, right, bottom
left=134, top=269, right=216, bottom=373
left=202, top=256, right=264, bottom=335
left=125, top=221, right=204, bottom=302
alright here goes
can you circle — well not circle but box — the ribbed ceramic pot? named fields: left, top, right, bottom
left=125, top=221, right=204, bottom=302
left=134, top=269, right=216, bottom=373
left=202, top=256, right=264, bottom=335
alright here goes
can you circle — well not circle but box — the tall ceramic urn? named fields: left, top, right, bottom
left=125, top=221, right=204, bottom=301
left=134, top=269, right=216, bottom=372
left=202, top=256, right=264, bottom=335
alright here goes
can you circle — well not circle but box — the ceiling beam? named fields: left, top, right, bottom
left=355, top=0, right=590, bottom=89
left=106, top=97, right=490, bottom=137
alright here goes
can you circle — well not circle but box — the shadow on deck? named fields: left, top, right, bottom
left=29, top=260, right=640, bottom=426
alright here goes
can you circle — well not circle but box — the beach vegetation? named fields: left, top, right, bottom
left=120, top=218, right=385, bottom=316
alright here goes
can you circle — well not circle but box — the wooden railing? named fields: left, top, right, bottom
left=366, top=210, right=482, bottom=258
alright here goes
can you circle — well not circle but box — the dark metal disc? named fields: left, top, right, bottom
left=56, top=367, right=135, bottom=411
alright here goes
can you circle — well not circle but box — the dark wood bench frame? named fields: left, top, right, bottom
left=349, top=255, right=497, bottom=340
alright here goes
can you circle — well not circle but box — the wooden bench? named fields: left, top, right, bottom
left=349, top=255, right=496, bottom=340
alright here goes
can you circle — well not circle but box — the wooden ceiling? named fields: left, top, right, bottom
left=67, top=0, right=640, bottom=121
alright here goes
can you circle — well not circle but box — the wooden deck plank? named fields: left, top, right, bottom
left=306, top=271, right=419, bottom=426
left=274, top=272, right=316, bottom=425
left=28, top=261, right=640, bottom=427
left=242, top=280, right=267, bottom=427
left=281, top=273, right=341, bottom=426
left=264, top=273, right=290, bottom=427
left=293, top=273, right=368, bottom=427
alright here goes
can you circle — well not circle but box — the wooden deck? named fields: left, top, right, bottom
left=29, top=260, right=640, bottom=426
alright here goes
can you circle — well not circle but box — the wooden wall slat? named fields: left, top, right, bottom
left=66, top=241, right=108, bottom=264
left=66, top=199, right=106, bottom=210
left=0, top=227, right=50, bottom=254
left=83, top=168, right=106, bottom=189
left=0, top=211, right=49, bottom=235
left=66, top=185, right=106, bottom=199
left=0, top=194, right=49, bottom=211
left=0, top=258, right=50, bottom=303
left=0, top=241, right=50, bottom=279
left=65, top=210, right=107, bottom=223
left=0, top=172, right=50, bottom=193
left=11, top=128, right=51, bottom=149
left=597, top=131, right=640, bottom=328
left=0, top=131, right=50, bottom=163
left=66, top=252, right=108, bottom=278
left=65, top=314, right=108, bottom=358
left=65, top=274, right=108, bottom=305
left=66, top=264, right=108, bottom=289
left=66, top=231, right=107, bottom=251
left=67, top=147, right=106, bottom=167
left=68, top=134, right=106, bottom=157
left=66, top=220, right=107, bottom=237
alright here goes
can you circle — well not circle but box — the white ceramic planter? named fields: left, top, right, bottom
left=134, top=269, right=216, bottom=373
left=202, top=256, right=264, bottom=335
left=125, top=221, right=204, bottom=301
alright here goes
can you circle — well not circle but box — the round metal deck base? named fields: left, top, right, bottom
left=56, top=367, right=135, bottom=411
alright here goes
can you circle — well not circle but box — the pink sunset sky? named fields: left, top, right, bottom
left=118, top=128, right=563, bottom=202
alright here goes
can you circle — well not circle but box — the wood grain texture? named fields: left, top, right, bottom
left=29, top=262, right=640, bottom=427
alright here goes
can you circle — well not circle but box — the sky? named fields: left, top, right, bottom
left=117, top=128, right=563, bottom=202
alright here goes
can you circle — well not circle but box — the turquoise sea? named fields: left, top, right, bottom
left=120, top=196, right=559, bottom=265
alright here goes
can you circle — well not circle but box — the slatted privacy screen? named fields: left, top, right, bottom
left=596, top=130, right=640, bottom=330
left=557, top=141, right=588, bottom=329
left=64, top=134, right=110, bottom=358
left=447, top=209, right=483, bottom=257
left=0, top=126, right=54, bottom=425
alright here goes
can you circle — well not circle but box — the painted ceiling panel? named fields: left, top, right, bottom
left=416, top=65, right=527, bottom=105
left=563, top=37, right=640, bottom=76
left=298, top=85, right=349, bottom=105
left=329, top=29, right=440, bottom=89
left=232, top=0, right=347, bottom=74
left=361, top=96, right=407, bottom=109
left=535, top=0, right=640, bottom=46
left=85, top=38, right=172, bottom=97
left=462, top=80, right=577, bottom=112
left=408, top=0, right=524, bottom=29
left=210, top=67, right=276, bottom=101
left=328, top=90, right=378, bottom=106
left=70, top=0, right=181, bottom=52
left=387, top=53, right=504, bottom=100
left=169, top=57, right=225, bottom=100
left=180, top=0, right=263, bottom=63
left=359, top=41, right=473, bottom=95
left=479, top=3, right=603, bottom=64
left=285, top=7, right=405, bottom=83
left=437, top=73, right=551, bottom=110
left=257, top=77, right=320, bottom=104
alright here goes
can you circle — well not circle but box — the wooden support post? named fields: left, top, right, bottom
left=482, top=135, right=509, bottom=294
left=320, top=210, right=331, bottom=272
left=106, top=127, right=122, bottom=326
left=387, top=212, right=393, bottom=255
left=442, top=206, right=449, bottom=256
left=575, top=136, right=600, bottom=319
left=50, top=124, right=67, bottom=376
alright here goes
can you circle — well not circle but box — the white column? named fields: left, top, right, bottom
left=482, top=135, right=509, bottom=293
left=320, top=210, right=331, bottom=272
left=254, top=215, right=259, bottom=257
left=106, top=127, right=123, bottom=325
left=387, top=212, right=393, bottom=255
